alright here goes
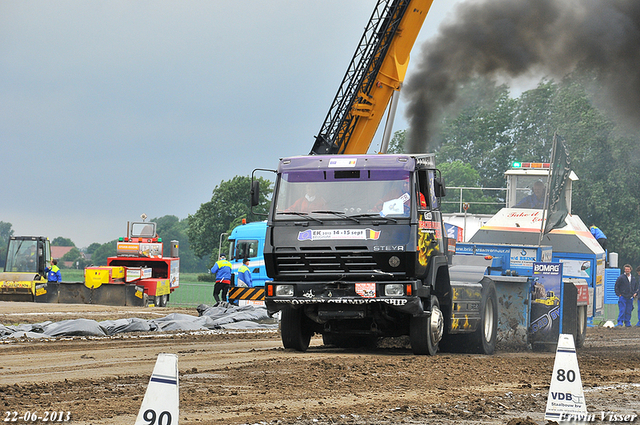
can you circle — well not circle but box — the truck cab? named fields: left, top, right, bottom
left=257, top=154, right=500, bottom=355
left=227, top=221, right=268, bottom=288
left=505, top=161, right=577, bottom=209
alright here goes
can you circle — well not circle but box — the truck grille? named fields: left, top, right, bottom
left=275, top=246, right=377, bottom=275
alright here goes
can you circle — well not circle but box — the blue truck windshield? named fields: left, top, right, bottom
left=274, top=170, right=412, bottom=219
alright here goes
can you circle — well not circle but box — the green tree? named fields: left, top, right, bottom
left=188, top=175, right=273, bottom=263
left=152, top=215, right=209, bottom=273
left=510, top=79, right=557, bottom=162
left=550, top=70, right=640, bottom=266
left=52, top=237, right=75, bottom=247
left=386, top=130, right=406, bottom=154
left=437, top=78, right=516, bottom=189
left=60, top=247, right=83, bottom=269
left=0, top=221, right=14, bottom=268
left=92, top=241, right=117, bottom=266
left=86, top=243, right=102, bottom=255
left=417, top=69, right=640, bottom=266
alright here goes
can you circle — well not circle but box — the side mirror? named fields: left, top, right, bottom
left=434, top=177, right=446, bottom=198
left=251, top=180, right=260, bottom=207
left=250, top=168, right=276, bottom=216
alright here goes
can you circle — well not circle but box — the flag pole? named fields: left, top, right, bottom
left=539, top=132, right=557, bottom=247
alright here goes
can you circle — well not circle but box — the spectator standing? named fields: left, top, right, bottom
left=210, top=254, right=232, bottom=304
left=614, top=264, right=634, bottom=327
left=44, top=259, right=62, bottom=283
left=237, top=258, right=253, bottom=288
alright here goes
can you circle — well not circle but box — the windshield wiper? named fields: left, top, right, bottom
left=350, top=213, right=397, bottom=223
left=310, top=210, right=360, bottom=223
left=276, top=211, right=323, bottom=223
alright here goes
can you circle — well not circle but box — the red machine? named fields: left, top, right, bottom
left=85, top=221, right=179, bottom=306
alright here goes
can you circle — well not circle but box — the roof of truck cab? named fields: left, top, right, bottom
left=229, top=221, right=267, bottom=240
left=278, top=155, right=420, bottom=172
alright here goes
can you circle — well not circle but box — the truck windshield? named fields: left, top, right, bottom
left=131, top=222, right=156, bottom=238
left=511, top=176, right=547, bottom=209
left=274, top=170, right=412, bottom=219
left=5, top=239, right=38, bottom=273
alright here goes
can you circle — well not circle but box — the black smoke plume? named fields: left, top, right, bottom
left=404, top=0, right=640, bottom=153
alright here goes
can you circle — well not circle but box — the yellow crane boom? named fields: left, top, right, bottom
left=310, top=0, right=434, bottom=155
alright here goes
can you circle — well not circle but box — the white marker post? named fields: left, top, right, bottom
left=545, top=334, right=588, bottom=422
left=135, top=353, right=179, bottom=425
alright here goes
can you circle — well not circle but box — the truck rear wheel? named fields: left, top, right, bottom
left=575, top=305, right=587, bottom=349
left=410, top=296, right=443, bottom=355
left=471, top=282, right=498, bottom=354
left=281, top=307, right=312, bottom=352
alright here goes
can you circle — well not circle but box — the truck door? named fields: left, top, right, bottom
left=231, top=238, right=266, bottom=287
left=416, top=170, right=445, bottom=271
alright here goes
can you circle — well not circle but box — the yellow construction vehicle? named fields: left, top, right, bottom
left=0, top=236, right=52, bottom=302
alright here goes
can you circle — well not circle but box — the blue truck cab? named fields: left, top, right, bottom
left=227, top=221, right=268, bottom=288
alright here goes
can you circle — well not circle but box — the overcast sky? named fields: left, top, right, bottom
left=1, top=1, right=464, bottom=248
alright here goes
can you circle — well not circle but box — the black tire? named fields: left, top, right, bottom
left=575, top=305, right=587, bottom=349
left=410, top=295, right=443, bottom=355
left=157, top=294, right=168, bottom=307
left=471, top=282, right=498, bottom=354
left=281, top=307, right=312, bottom=352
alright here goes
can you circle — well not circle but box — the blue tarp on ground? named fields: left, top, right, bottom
left=0, top=303, right=277, bottom=340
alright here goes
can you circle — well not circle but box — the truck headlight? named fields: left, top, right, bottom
left=384, top=284, right=404, bottom=297
left=275, top=284, right=294, bottom=296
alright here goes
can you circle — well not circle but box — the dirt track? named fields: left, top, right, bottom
left=0, top=302, right=639, bottom=425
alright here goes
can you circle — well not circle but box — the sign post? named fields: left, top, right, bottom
left=545, top=334, right=588, bottom=422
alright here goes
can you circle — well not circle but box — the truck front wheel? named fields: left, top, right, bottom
left=281, top=307, right=312, bottom=352
left=471, top=282, right=498, bottom=354
left=410, top=296, right=443, bottom=355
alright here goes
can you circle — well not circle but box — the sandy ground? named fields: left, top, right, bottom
left=0, top=302, right=639, bottom=425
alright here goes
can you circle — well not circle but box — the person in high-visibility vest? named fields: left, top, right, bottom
left=210, top=254, right=232, bottom=304
left=237, top=258, right=253, bottom=288
left=44, top=259, right=62, bottom=283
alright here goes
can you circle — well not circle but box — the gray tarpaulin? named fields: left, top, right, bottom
left=0, top=303, right=277, bottom=340
left=100, top=318, right=157, bottom=335
left=44, top=319, right=107, bottom=337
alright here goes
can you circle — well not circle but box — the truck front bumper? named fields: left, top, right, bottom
left=264, top=280, right=426, bottom=317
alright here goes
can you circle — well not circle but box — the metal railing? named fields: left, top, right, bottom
left=440, top=186, right=507, bottom=214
